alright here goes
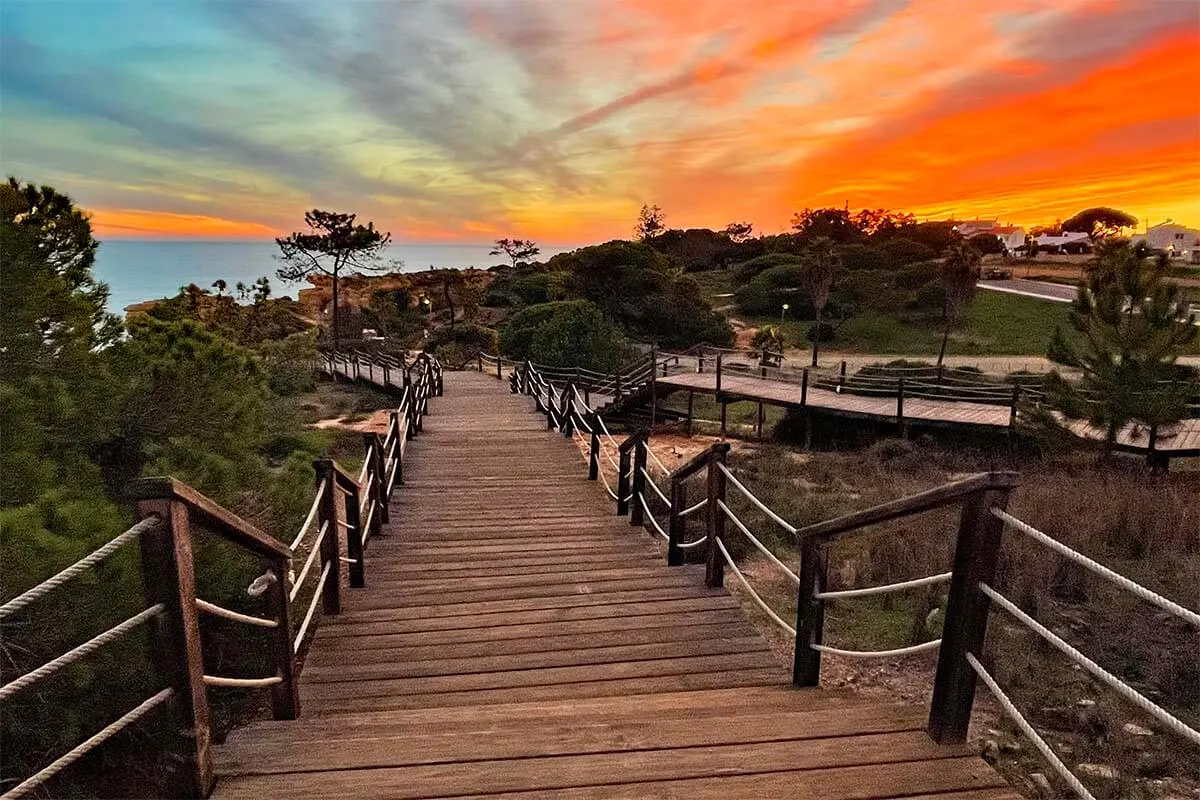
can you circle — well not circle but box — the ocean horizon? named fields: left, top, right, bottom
left=94, top=239, right=579, bottom=313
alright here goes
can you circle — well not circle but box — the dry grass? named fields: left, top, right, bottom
left=648, top=431, right=1199, bottom=799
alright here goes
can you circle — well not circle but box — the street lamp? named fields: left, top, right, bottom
left=780, top=303, right=790, bottom=326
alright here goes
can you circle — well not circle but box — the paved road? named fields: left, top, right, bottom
left=978, top=279, right=1075, bottom=303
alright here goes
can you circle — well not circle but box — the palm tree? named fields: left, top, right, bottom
left=802, top=237, right=839, bottom=367
left=937, top=242, right=981, bottom=366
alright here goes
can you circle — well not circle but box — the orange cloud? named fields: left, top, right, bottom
left=91, top=208, right=279, bottom=239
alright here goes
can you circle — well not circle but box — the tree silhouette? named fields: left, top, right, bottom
left=212, top=279, right=227, bottom=296
left=1062, top=207, right=1138, bottom=240
left=937, top=242, right=981, bottom=366
left=722, top=222, right=754, bottom=243
left=490, top=238, right=540, bottom=267
left=1046, top=241, right=1197, bottom=456
left=275, top=210, right=390, bottom=348
left=801, top=237, right=839, bottom=367
left=635, top=204, right=666, bottom=241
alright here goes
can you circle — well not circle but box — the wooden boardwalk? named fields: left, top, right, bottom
left=212, top=371, right=1016, bottom=799
left=658, top=371, right=1200, bottom=454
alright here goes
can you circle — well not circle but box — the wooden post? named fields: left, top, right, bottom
left=617, top=439, right=634, bottom=516
left=715, top=353, right=723, bottom=394
left=649, top=346, right=657, bottom=430
left=522, top=361, right=531, bottom=394
left=928, top=487, right=1011, bottom=743
left=630, top=433, right=648, bottom=527
left=546, top=380, right=555, bottom=429
left=897, top=377, right=906, bottom=424
left=698, top=351, right=706, bottom=374
left=312, top=461, right=347, bottom=609
left=756, top=402, right=764, bottom=440
left=364, top=432, right=388, bottom=529
left=583, top=385, right=590, bottom=407
left=560, top=382, right=575, bottom=437
left=477, top=353, right=484, bottom=372
left=801, top=368, right=809, bottom=407
left=667, top=479, right=686, bottom=566
left=793, top=536, right=828, bottom=686
left=496, top=356, right=502, bottom=380
left=760, top=349, right=767, bottom=378
left=686, top=390, right=695, bottom=435
left=389, top=411, right=404, bottom=489
left=838, top=360, right=847, bottom=389
left=588, top=427, right=600, bottom=481
left=134, top=498, right=214, bottom=798
left=720, top=400, right=728, bottom=438
left=705, top=443, right=730, bottom=587
left=265, top=553, right=299, bottom=720
left=937, top=363, right=945, bottom=385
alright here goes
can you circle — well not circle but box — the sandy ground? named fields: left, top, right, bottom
left=313, top=409, right=393, bottom=435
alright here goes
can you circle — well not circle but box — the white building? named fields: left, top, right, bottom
left=1131, top=221, right=1200, bottom=263
left=954, top=221, right=1026, bottom=253
left=1034, top=231, right=1092, bottom=254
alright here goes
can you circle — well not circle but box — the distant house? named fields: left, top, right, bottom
left=1131, top=221, right=1200, bottom=264
left=1034, top=231, right=1092, bottom=254
left=954, top=220, right=1026, bottom=254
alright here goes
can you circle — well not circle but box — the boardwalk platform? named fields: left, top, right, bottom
left=657, top=370, right=1200, bottom=455
left=212, top=371, right=1016, bottom=799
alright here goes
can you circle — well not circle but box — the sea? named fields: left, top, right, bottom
left=93, top=239, right=577, bottom=314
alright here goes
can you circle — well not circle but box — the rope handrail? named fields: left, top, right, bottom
left=202, top=675, right=283, bottom=689
left=717, top=500, right=799, bottom=585
left=293, top=561, right=332, bottom=652
left=0, top=605, right=164, bottom=703
left=644, top=442, right=672, bottom=476
left=385, top=456, right=400, bottom=497
left=979, top=583, right=1200, bottom=746
left=678, top=536, right=708, bottom=550
left=195, top=598, right=277, bottom=629
left=289, top=521, right=329, bottom=603
left=992, top=508, right=1200, bottom=627
left=596, top=463, right=620, bottom=501
left=639, top=467, right=670, bottom=507
left=636, top=495, right=669, bottom=541
left=0, top=516, right=161, bottom=620
left=678, top=497, right=708, bottom=517
left=361, top=502, right=377, bottom=547
left=357, top=448, right=374, bottom=484
left=289, top=479, right=327, bottom=551
left=811, top=640, right=941, bottom=658
left=816, top=572, right=953, bottom=600
left=715, top=538, right=796, bottom=636
left=716, top=463, right=798, bottom=535
left=0, top=688, right=175, bottom=800
left=966, top=653, right=1096, bottom=800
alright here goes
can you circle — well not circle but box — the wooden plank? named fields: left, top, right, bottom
left=301, top=651, right=780, bottom=702
left=302, top=635, right=769, bottom=683
left=299, top=667, right=786, bottom=714
left=224, top=685, right=868, bottom=745
left=317, top=585, right=732, bottom=624
left=452, top=758, right=1011, bottom=800
left=307, top=615, right=755, bottom=664
left=313, top=596, right=746, bottom=638
left=214, top=731, right=978, bottom=799
left=216, top=704, right=926, bottom=775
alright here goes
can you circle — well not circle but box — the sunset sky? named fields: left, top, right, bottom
left=2, top=0, right=1198, bottom=242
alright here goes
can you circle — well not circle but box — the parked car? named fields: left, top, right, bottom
left=983, top=267, right=1013, bottom=280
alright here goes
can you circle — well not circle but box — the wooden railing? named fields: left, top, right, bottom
left=499, top=359, right=1199, bottom=799
left=0, top=353, right=441, bottom=799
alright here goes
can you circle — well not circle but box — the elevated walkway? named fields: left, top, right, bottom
left=212, top=372, right=1014, bottom=799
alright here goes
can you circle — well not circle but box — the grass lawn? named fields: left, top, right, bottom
left=750, top=289, right=1200, bottom=357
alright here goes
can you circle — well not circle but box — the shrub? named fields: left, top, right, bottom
left=734, top=264, right=807, bottom=316
left=501, top=300, right=634, bottom=371
left=882, top=237, right=937, bottom=266
left=806, top=321, right=836, bottom=343
left=426, top=321, right=498, bottom=356
left=837, top=243, right=892, bottom=272
left=908, top=279, right=946, bottom=315
left=732, top=253, right=803, bottom=284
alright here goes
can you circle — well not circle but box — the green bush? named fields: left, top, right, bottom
left=882, top=237, right=937, bottom=266
left=837, top=244, right=892, bottom=272
left=501, top=300, right=634, bottom=371
left=426, top=321, right=498, bottom=355
left=732, top=253, right=803, bottom=284
left=734, top=264, right=808, bottom=316
left=909, top=280, right=947, bottom=315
